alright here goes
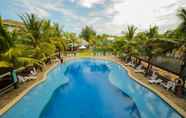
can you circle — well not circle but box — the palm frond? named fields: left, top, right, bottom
left=0, top=61, right=13, bottom=68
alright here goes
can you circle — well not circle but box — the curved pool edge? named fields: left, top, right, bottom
left=0, top=63, right=60, bottom=116
left=64, top=57, right=186, bottom=117
left=121, top=64, right=186, bottom=117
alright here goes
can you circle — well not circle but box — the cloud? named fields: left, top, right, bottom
left=5, top=0, right=186, bottom=35
left=75, top=0, right=106, bottom=8
left=14, top=0, right=49, bottom=17
left=111, top=0, right=186, bottom=32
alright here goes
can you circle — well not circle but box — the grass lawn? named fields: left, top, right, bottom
left=77, top=50, right=94, bottom=57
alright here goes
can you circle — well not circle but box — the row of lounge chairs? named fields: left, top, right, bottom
left=125, top=61, right=177, bottom=92
left=17, top=68, right=38, bottom=83
left=17, top=57, right=62, bottom=84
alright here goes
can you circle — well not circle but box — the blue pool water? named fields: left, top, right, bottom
left=1, top=59, right=182, bottom=118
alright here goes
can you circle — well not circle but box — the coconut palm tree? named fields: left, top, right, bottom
left=122, top=25, right=137, bottom=62
left=141, top=39, right=179, bottom=74
left=20, top=14, right=65, bottom=62
left=0, top=17, right=39, bottom=68
left=48, top=23, right=66, bottom=58
left=176, top=8, right=186, bottom=90
left=177, top=8, right=186, bottom=38
left=125, top=25, right=137, bottom=40
left=145, top=25, right=159, bottom=39
left=20, top=13, right=43, bottom=48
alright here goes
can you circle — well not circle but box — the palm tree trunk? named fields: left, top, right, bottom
left=145, top=57, right=152, bottom=76
left=177, top=51, right=186, bottom=97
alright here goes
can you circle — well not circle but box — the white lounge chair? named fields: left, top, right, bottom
left=17, top=75, right=27, bottom=83
left=134, top=64, right=145, bottom=73
left=125, top=61, right=135, bottom=67
left=171, top=82, right=176, bottom=92
left=161, top=81, right=174, bottom=90
left=150, top=72, right=157, bottom=80
left=31, top=68, right=37, bottom=75
left=25, top=75, right=37, bottom=80
left=149, top=78, right=162, bottom=84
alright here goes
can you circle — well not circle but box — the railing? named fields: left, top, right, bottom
left=65, top=50, right=113, bottom=57
left=0, top=53, right=59, bottom=96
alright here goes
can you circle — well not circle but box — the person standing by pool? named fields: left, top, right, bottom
left=10, top=69, right=18, bottom=89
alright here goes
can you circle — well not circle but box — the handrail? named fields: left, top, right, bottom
left=0, top=72, right=10, bottom=79
left=0, top=53, right=59, bottom=79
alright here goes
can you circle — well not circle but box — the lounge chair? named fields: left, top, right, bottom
left=134, top=64, right=145, bottom=73
left=30, top=68, right=37, bottom=76
left=125, top=61, right=135, bottom=67
left=149, top=78, right=163, bottom=84
left=161, top=81, right=174, bottom=90
left=25, top=75, right=37, bottom=80
left=17, top=75, right=27, bottom=83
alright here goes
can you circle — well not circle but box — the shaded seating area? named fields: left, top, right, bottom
left=123, top=57, right=184, bottom=97
left=0, top=54, right=62, bottom=96
left=17, top=67, right=38, bottom=83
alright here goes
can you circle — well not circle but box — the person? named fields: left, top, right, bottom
left=60, top=56, right=63, bottom=63
left=10, top=69, right=18, bottom=89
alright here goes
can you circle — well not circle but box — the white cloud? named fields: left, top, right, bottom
left=78, top=0, right=106, bottom=8
left=11, top=0, right=186, bottom=34
left=111, top=0, right=186, bottom=32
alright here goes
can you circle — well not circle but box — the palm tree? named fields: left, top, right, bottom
left=141, top=39, right=178, bottom=75
left=49, top=23, right=66, bottom=59
left=0, top=17, right=39, bottom=68
left=176, top=8, right=186, bottom=91
left=122, top=25, right=137, bottom=62
left=20, top=13, right=43, bottom=48
left=177, top=8, right=186, bottom=38
left=125, top=25, right=137, bottom=40
left=20, top=14, right=65, bottom=62
left=112, top=36, right=125, bottom=56
left=80, top=25, right=96, bottom=47
left=145, top=25, right=159, bottom=39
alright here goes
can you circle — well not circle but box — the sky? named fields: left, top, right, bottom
left=0, top=0, right=186, bottom=35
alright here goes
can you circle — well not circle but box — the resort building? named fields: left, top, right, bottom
left=2, top=19, right=23, bottom=32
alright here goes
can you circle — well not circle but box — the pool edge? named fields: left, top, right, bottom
left=0, top=63, right=59, bottom=116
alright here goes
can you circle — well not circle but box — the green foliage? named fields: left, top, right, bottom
left=145, top=25, right=159, bottom=39
left=80, top=25, right=96, bottom=44
left=125, top=25, right=137, bottom=40
left=0, top=13, right=66, bottom=69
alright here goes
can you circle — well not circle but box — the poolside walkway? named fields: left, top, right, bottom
left=0, top=56, right=186, bottom=117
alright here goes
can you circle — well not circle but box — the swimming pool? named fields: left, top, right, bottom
left=1, top=59, right=182, bottom=118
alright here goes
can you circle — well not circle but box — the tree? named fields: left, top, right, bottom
left=125, top=25, right=137, bottom=40
left=177, top=8, right=186, bottom=39
left=122, top=25, right=138, bottom=61
left=176, top=8, right=186, bottom=91
left=20, top=13, right=43, bottom=48
left=20, top=14, right=66, bottom=61
left=80, top=26, right=96, bottom=46
left=0, top=17, right=39, bottom=68
left=145, top=25, right=159, bottom=39
left=141, top=39, right=178, bottom=74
